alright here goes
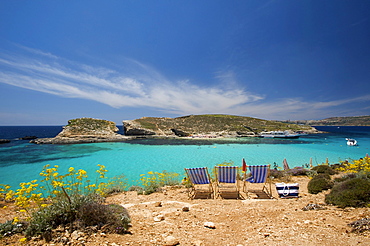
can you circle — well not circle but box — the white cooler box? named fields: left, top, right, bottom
left=275, top=183, right=299, bottom=198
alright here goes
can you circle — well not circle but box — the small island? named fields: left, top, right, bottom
left=123, top=114, right=319, bottom=138
left=31, top=118, right=132, bottom=144
left=31, top=115, right=321, bottom=144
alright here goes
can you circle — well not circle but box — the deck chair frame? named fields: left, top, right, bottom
left=243, top=164, right=272, bottom=198
left=214, top=166, right=240, bottom=199
left=184, top=167, right=214, bottom=199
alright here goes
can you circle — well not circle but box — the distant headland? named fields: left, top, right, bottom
left=280, top=115, right=370, bottom=126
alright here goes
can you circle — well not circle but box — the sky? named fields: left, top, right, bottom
left=1, top=0, right=370, bottom=125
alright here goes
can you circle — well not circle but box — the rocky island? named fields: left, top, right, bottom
left=31, top=118, right=132, bottom=144
left=123, top=114, right=319, bottom=138
left=31, top=115, right=319, bottom=144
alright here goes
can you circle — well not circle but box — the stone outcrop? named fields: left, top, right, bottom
left=123, top=120, right=157, bottom=136
left=31, top=118, right=132, bottom=144
left=20, top=136, right=37, bottom=140
left=0, top=139, right=11, bottom=144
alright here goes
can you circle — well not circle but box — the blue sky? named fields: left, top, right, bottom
left=1, top=0, right=370, bottom=125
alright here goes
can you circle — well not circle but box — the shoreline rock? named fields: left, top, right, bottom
left=0, top=139, right=11, bottom=144
left=30, top=135, right=133, bottom=144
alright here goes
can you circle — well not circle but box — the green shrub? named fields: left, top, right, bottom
left=306, top=170, right=318, bottom=179
left=102, top=174, right=128, bottom=195
left=325, top=177, right=370, bottom=208
left=307, top=176, right=333, bottom=194
left=76, top=203, right=130, bottom=233
left=315, top=173, right=331, bottom=180
left=311, top=165, right=337, bottom=175
left=25, top=193, right=131, bottom=238
left=140, top=171, right=180, bottom=195
left=333, top=173, right=358, bottom=183
left=0, top=220, right=26, bottom=239
left=128, top=186, right=144, bottom=194
left=105, top=204, right=131, bottom=233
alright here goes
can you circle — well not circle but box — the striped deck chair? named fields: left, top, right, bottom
left=243, top=165, right=272, bottom=198
left=214, top=166, right=240, bottom=199
left=184, top=167, right=214, bottom=199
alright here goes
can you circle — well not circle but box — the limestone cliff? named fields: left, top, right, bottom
left=31, top=118, right=130, bottom=144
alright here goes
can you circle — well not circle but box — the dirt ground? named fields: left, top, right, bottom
left=1, top=176, right=370, bottom=246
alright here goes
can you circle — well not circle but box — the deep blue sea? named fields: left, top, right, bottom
left=0, top=126, right=369, bottom=189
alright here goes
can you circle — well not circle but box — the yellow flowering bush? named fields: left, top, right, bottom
left=339, top=157, right=370, bottom=173
left=140, top=170, right=180, bottom=194
left=0, top=164, right=130, bottom=240
left=0, top=184, right=11, bottom=201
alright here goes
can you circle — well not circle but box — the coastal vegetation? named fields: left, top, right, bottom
left=325, top=156, right=370, bottom=208
left=305, top=157, right=370, bottom=208
left=0, top=165, right=130, bottom=242
left=307, top=173, right=334, bottom=194
left=139, top=171, right=180, bottom=195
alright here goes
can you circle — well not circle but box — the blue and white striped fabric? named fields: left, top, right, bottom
left=216, top=166, right=238, bottom=183
left=275, top=183, right=299, bottom=198
left=186, top=167, right=211, bottom=184
left=246, top=165, right=269, bottom=183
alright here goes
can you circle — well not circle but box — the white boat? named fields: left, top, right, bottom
left=259, top=131, right=300, bottom=139
left=346, top=138, right=358, bottom=146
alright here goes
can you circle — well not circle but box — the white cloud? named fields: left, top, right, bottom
left=0, top=46, right=369, bottom=120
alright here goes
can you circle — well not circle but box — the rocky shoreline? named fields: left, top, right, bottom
left=30, top=135, right=134, bottom=144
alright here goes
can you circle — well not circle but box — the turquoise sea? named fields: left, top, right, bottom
left=0, top=126, right=369, bottom=189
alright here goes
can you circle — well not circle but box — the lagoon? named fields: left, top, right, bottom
left=0, top=126, right=369, bottom=189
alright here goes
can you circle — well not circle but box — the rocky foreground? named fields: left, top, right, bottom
left=1, top=176, right=369, bottom=245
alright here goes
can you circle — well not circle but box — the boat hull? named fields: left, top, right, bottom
left=259, top=135, right=300, bottom=139
left=258, top=131, right=301, bottom=139
left=346, top=138, right=358, bottom=146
